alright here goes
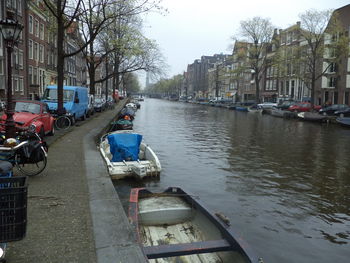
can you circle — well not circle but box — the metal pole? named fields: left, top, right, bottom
left=5, top=44, right=15, bottom=138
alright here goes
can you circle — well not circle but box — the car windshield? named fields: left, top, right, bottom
left=15, top=102, right=41, bottom=114
left=43, top=89, right=74, bottom=102
left=95, top=98, right=103, bottom=103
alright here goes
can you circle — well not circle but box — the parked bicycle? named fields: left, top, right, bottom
left=0, top=123, right=48, bottom=176
left=49, top=108, right=72, bottom=130
left=53, top=113, right=71, bottom=130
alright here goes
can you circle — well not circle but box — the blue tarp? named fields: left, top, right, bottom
left=107, top=133, right=142, bottom=162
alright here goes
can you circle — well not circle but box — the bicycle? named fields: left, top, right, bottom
left=0, top=124, right=48, bottom=176
left=54, top=114, right=71, bottom=130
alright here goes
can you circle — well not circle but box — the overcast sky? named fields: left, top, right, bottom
left=140, top=0, right=349, bottom=86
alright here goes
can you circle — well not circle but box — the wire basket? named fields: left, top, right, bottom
left=0, top=176, right=28, bottom=242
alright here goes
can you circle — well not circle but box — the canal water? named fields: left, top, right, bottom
left=114, top=98, right=350, bottom=263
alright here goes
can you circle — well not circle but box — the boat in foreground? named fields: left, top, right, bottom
left=129, top=187, right=261, bottom=263
left=99, top=131, right=161, bottom=179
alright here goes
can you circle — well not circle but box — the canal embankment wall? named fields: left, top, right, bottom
left=7, top=99, right=146, bottom=263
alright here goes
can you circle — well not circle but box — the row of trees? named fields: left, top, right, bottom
left=39, top=0, right=166, bottom=114
left=145, top=74, right=184, bottom=97
left=235, top=8, right=348, bottom=105
left=147, top=8, right=349, bottom=105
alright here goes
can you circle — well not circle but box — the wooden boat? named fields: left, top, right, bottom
left=336, top=117, right=350, bottom=127
left=99, top=131, right=161, bottom=180
left=297, top=112, right=326, bottom=122
left=129, top=187, right=261, bottom=263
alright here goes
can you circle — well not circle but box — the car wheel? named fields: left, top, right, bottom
left=48, top=125, right=55, bottom=136
left=71, top=115, right=76, bottom=125
left=39, top=127, right=45, bottom=138
left=81, top=111, right=86, bottom=121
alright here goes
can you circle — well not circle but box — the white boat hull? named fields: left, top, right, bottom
left=99, top=133, right=161, bottom=179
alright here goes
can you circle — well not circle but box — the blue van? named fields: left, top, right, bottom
left=42, top=85, right=89, bottom=122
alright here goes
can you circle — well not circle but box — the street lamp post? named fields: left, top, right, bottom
left=0, top=15, right=23, bottom=138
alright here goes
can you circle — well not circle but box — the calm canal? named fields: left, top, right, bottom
left=114, top=98, right=350, bottom=263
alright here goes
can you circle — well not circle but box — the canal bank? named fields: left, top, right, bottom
left=6, top=100, right=146, bottom=263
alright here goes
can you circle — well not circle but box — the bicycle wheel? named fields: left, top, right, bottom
left=55, top=115, right=71, bottom=130
left=15, top=147, right=47, bottom=176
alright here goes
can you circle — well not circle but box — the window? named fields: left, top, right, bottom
left=0, top=59, right=3, bottom=75
left=19, top=50, right=23, bottom=68
left=33, top=67, right=38, bottom=85
left=29, top=66, right=33, bottom=85
left=345, top=92, right=349, bottom=105
left=39, top=23, right=44, bottom=40
left=34, top=42, right=38, bottom=61
left=29, top=40, right=33, bottom=59
left=35, top=19, right=39, bottom=37
left=334, top=91, right=338, bottom=103
left=19, top=77, right=24, bottom=92
left=329, top=63, right=337, bottom=73
left=14, top=77, right=19, bottom=92
left=328, top=77, right=336, bottom=88
left=39, top=44, right=44, bottom=63
left=29, top=15, right=33, bottom=34
left=286, top=81, right=290, bottom=95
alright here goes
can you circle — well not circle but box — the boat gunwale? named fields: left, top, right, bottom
left=128, top=187, right=260, bottom=262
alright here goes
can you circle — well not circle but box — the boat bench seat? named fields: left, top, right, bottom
left=143, top=239, right=237, bottom=259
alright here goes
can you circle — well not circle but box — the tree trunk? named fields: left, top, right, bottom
left=255, top=73, right=260, bottom=104
left=88, top=42, right=95, bottom=95
left=56, top=1, right=65, bottom=115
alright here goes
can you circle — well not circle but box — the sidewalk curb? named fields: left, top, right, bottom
left=83, top=103, right=147, bottom=263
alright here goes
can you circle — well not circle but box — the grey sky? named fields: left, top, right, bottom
left=140, top=0, right=349, bottom=85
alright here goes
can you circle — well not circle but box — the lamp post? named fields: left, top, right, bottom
left=0, top=15, right=23, bottom=138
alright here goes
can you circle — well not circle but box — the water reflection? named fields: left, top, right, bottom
left=115, top=98, right=350, bottom=263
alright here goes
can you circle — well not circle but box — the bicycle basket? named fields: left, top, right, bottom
left=0, top=176, right=28, bottom=242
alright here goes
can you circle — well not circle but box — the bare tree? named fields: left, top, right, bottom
left=298, top=8, right=349, bottom=105
left=42, top=0, right=164, bottom=114
left=234, top=17, right=275, bottom=103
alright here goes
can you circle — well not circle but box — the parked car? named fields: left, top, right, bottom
left=276, top=100, right=297, bottom=110
left=334, top=106, right=350, bottom=117
left=94, top=97, right=106, bottom=112
left=288, top=102, right=321, bottom=112
left=319, top=104, right=349, bottom=116
left=0, top=100, right=55, bottom=137
left=87, top=94, right=95, bottom=117
left=257, top=101, right=278, bottom=109
left=42, top=85, right=89, bottom=123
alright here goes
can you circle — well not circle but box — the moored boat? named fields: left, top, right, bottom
left=297, top=112, right=327, bottom=122
left=235, top=106, right=249, bottom=112
left=248, top=106, right=262, bottom=113
left=336, top=117, right=350, bottom=127
left=270, top=108, right=286, bottom=117
left=129, top=187, right=261, bottom=263
left=99, top=132, right=161, bottom=179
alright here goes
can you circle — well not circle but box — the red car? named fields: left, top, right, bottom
left=1, top=100, right=55, bottom=137
left=288, top=102, right=321, bottom=112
